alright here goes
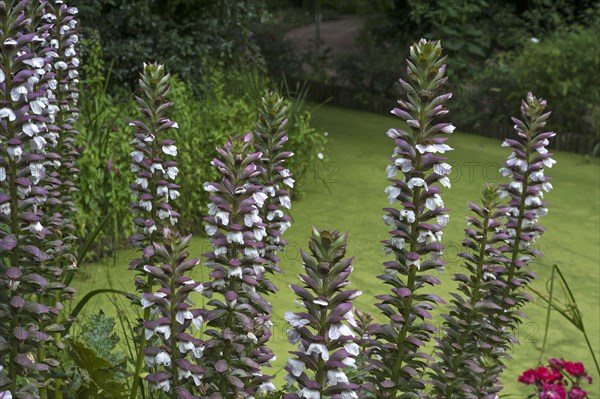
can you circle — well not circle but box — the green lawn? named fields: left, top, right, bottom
left=71, top=104, right=600, bottom=397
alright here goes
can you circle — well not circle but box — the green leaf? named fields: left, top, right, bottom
left=67, top=340, right=128, bottom=398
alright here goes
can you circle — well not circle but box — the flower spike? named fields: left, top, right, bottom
left=369, top=38, right=453, bottom=398
left=202, top=134, right=275, bottom=396
left=252, top=91, right=294, bottom=283
left=430, top=184, right=511, bottom=398
left=479, top=93, right=556, bottom=394
left=284, top=228, right=361, bottom=399
left=127, top=63, right=204, bottom=397
left=0, top=1, right=73, bottom=394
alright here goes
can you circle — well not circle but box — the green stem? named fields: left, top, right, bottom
left=129, top=306, right=151, bottom=399
left=443, top=210, right=491, bottom=398
left=129, top=80, right=162, bottom=399
left=219, top=287, right=234, bottom=397
left=503, top=141, right=531, bottom=300
left=538, top=264, right=556, bottom=364
left=390, top=151, right=422, bottom=395
left=37, top=293, right=48, bottom=399
left=4, top=39, right=21, bottom=393
left=169, top=278, right=178, bottom=399
left=581, top=328, right=600, bottom=378
left=315, top=271, right=329, bottom=394
left=219, top=187, right=241, bottom=397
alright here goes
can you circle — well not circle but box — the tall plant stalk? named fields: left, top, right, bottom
left=368, top=39, right=454, bottom=398
left=473, top=93, right=556, bottom=395
left=127, top=63, right=183, bottom=399
left=202, top=134, right=275, bottom=396
left=430, top=184, right=510, bottom=398
left=0, top=1, right=69, bottom=396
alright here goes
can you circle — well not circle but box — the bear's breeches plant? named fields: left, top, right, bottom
left=368, top=39, right=454, bottom=398
left=1, top=10, right=565, bottom=397
left=202, top=134, right=277, bottom=396
left=1, top=1, right=80, bottom=397
left=284, top=229, right=361, bottom=399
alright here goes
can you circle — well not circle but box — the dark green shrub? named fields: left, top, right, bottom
left=75, top=35, right=135, bottom=260
left=453, top=11, right=600, bottom=137
left=73, top=0, right=267, bottom=87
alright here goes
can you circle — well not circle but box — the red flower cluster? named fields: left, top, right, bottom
left=518, top=359, right=593, bottom=399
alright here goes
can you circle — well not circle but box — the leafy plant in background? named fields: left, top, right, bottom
left=367, top=39, right=453, bottom=398
left=72, top=0, right=267, bottom=88
left=408, top=0, right=527, bottom=79
left=284, top=228, right=361, bottom=399
left=74, top=32, right=134, bottom=261
left=483, top=12, right=598, bottom=136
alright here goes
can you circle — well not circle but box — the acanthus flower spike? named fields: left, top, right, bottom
left=369, top=38, right=452, bottom=398
left=245, top=91, right=294, bottom=391
left=0, top=1, right=71, bottom=395
left=480, top=93, right=556, bottom=394
left=127, top=63, right=204, bottom=397
left=202, top=134, right=275, bottom=396
left=284, top=228, right=361, bottom=399
left=39, top=0, right=81, bottom=311
left=430, top=184, right=511, bottom=398
left=252, top=91, right=294, bottom=282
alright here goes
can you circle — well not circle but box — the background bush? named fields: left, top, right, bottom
left=73, top=0, right=268, bottom=88
left=75, top=59, right=326, bottom=256
left=457, top=10, right=600, bottom=136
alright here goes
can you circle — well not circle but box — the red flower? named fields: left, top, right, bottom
left=564, top=362, right=585, bottom=377
left=540, top=382, right=566, bottom=399
left=568, top=387, right=587, bottom=399
left=536, top=366, right=557, bottom=381
left=549, top=358, right=566, bottom=369
left=550, top=368, right=564, bottom=383
left=519, top=369, right=536, bottom=384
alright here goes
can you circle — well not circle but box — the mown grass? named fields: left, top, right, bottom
left=71, top=104, right=600, bottom=396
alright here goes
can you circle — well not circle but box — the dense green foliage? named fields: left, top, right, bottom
left=73, top=0, right=267, bottom=87
left=454, top=11, right=600, bottom=136
left=74, top=51, right=326, bottom=256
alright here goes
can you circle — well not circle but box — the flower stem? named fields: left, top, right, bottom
left=5, top=46, right=20, bottom=393
left=129, top=306, right=151, bottom=399
left=390, top=152, right=422, bottom=390
left=443, top=210, right=491, bottom=398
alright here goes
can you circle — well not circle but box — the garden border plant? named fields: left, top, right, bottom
left=3, top=2, right=591, bottom=398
